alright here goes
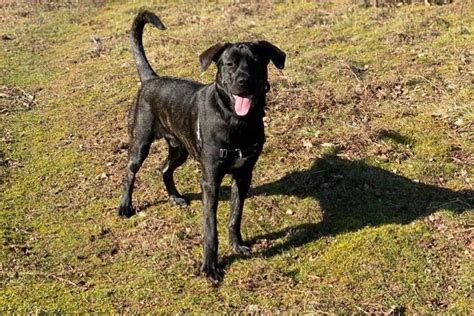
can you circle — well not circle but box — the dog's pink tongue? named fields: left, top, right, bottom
left=233, top=95, right=252, bottom=116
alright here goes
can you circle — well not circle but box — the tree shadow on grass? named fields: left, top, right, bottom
left=221, top=151, right=473, bottom=268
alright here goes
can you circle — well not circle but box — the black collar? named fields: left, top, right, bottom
left=202, top=141, right=261, bottom=160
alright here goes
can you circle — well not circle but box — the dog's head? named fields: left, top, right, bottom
left=199, top=41, right=285, bottom=117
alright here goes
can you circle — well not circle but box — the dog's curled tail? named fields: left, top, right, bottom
left=130, top=10, right=166, bottom=83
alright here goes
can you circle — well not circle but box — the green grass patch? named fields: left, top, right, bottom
left=1, top=0, right=472, bottom=313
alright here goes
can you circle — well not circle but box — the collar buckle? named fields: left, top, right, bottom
left=219, top=148, right=228, bottom=159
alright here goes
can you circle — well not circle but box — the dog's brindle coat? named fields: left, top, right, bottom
left=118, top=11, right=285, bottom=281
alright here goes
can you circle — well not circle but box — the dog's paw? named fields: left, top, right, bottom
left=170, top=195, right=189, bottom=208
left=118, top=204, right=135, bottom=218
left=231, top=243, right=252, bottom=257
left=200, top=263, right=223, bottom=284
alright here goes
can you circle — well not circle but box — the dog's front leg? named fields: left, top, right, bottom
left=200, top=167, right=224, bottom=282
left=229, top=168, right=253, bottom=256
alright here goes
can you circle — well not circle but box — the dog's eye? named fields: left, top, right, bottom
left=225, top=62, right=234, bottom=67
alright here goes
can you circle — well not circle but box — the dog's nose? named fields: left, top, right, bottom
left=237, top=76, right=250, bottom=86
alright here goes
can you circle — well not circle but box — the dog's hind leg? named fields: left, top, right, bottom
left=161, top=140, right=189, bottom=207
left=118, top=124, right=154, bottom=217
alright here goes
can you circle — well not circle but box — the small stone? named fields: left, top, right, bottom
left=454, top=118, right=464, bottom=127
left=97, top=172, right=108, bottom=180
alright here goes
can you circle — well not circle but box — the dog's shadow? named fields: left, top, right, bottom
left=214, top=151, right=473, bottom=269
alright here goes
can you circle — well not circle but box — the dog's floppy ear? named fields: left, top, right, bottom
left=258, top=40, right=286, bottom=69
left=199, top=42, right=229, bottom=72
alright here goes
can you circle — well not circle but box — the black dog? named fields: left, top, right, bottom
left=118, top=11, right=285, bottom=281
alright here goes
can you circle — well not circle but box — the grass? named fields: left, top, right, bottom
left=1, top=0, right=473, bottom=313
